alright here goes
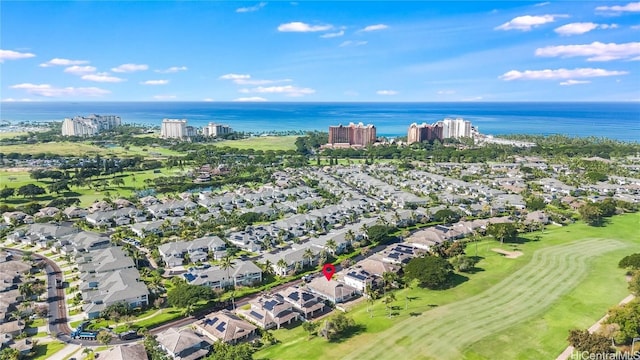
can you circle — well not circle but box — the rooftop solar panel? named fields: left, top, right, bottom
left=215, top=322, right=226, bottom=332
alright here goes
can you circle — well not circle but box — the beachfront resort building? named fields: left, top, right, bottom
left=161, top=119, right=188, bottom=139
left=407, top=118, right=474, bottom=144
left=203, top=122, right=234, bottom=137
left=435, top=118, right=473, bottom=139
left=61, top=114, right=121, bottom=137
left=407, top=123, right=443, bottom=144
left=328, top=122, right=376, bottom=147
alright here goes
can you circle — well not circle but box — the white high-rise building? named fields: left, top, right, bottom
left=161, top=119, right=188, bottom=139
left=61, top=114, right=121, bottom=136
left=435, top=118, right=472, bottom=139
left=203, top=122, right=233, bottom=137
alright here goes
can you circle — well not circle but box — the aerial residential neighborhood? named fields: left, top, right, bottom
left=1, top=119, right=639, bottom=360
left=2, top=1, right=640, bottom=359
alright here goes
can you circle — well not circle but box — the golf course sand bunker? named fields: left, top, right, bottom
left=492, top=248, right=524, bottom=258
left=343, top=238, right=625, bottom=360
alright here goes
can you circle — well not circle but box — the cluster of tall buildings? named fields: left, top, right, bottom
left=407, top=118, right=474, bottom=144
left=61, top=114, right=121, bottom=137
left=161, top=119, right=233, bottom=139
left=327, top=122, right=377, bottom=147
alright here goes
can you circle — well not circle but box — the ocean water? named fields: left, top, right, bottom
left=1, top=102, right=639, bottom=142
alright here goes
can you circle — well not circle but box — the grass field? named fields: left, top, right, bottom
left=0, top=141, right=183, bottom=157
left=213, top=136, right=298, bottom=151
left=255, top=213, right=640, bottom=360
left=31, top=341, right=65, bottom=360
left=0, top=132, right=27, bottom=139
left=0, top=168, right=187, bottom=207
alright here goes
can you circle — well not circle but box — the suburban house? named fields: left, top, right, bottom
left=77, top=247, right=135, bottom=273
left=158, top=236, right=226, bottom=269
left=76, top=247, right=149, bottom=319
left=305, top=277, right=358, bottom=304
left=97, top=344, right=148, bottom=360
left=80, top=268, right=149, bottom=319
left=195, top=310, right=257, bottom=344
left=59, top=231, right=111, bottom=254
left=276, top=286, right=326, bottom=319
left=185, top=260, right=262, bottom=289
left=261, top=247, right=320, bottom=277
left=237, top=295, right=300, bottom=329
left=156, top=327, right=212, bottom=360
left=341, top=268, right=375, bottom=293
left=147, top=199, right=198, bottom=219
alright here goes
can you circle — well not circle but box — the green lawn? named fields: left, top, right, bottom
left=255, top=213, right=640, bottom=360
left=0, top=141, right=184, bottom=157
left=0, top=167, right=187, bottom=207
left=212, top=136, right=298, bottom=151
left=31, top=341, right=65, bottom=360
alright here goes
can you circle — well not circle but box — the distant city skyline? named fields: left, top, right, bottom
left=1, top=1, right=639, bottom=102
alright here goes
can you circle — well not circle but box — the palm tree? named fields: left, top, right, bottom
left=384, top=293, right=396, bottom=318
left=345, top=229, right=355, bottom=244
left=219, top=255, right=235, bottom=289
left=382, top=271, right=398, bottom=293
left=318, top=250, right=328, bottom=266
left=18, top=283, right=34, bottom=300
left=276, top=259, right=288, bottom=277
left=303, top=248, right=315, bottom=268
left=325, top=239, right=338, bottom=256
left=262, top=259, right=274, bottom=275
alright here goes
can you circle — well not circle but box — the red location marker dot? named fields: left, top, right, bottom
left=322, top=263, right=335, bottom=281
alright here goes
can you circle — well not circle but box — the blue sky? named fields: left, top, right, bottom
left=1, top=1, right=639, bottom=102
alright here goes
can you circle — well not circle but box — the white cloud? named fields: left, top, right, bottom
left=236, top=2, right=266, bottom=13
left=155, top=66, right=188, bottom=73
left=376, top=90, right=398, bottom=95
left=463, top=96, right=484, bottom=101
left=111, top=63, right=148, bottom=73
left=64, top=65, right=97, bottom=75
left=437, top=90, right=456, bottom=95
left=219, top=73, right=251, bottom=80
left=535, top=41, right=640, bottom=61
left=554, top=22, right=618, bottom=35
left=81, top=73, right=125, bottom=83
left=339, top=40, right=368, bottom=47
left=220, top=73, right=290, bottom=85
left=10, top=83, right=110, bottom=97
left=153, top=95, right=177, bottom=100
left=39, top=58, right=88, bottom=67
left=559, top=79, right=591, bottom=86
left=632, top=25, right=640, bottom=30
left=320, top=30, right=345, bottom=38
left=499, top=68, right=628, bottom=81
left=1, top=98, right=39, bottom=102
left=495, top=14, right=567, bottom=31
left=203, top=98, right=214, bottom=102
left=0, top=49, right=36, bottom=62
left=235, top=78, right=291, bottom=85
left=595, top=2, right=640, bottom=13
left=361, top=24, right=389, bottom=32
left=534, top=2, right=550, bottom=6
left=277, top=22, right=333, bottom=32
left=234, top=96, right=268, bottom=102
left=141, top=79, right=169, bottom=85
left=241, top=85, right=315, bottom=97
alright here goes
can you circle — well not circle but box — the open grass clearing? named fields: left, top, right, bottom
left=255, top=214, right=640, bottom=360
left=31, top=341, right=65, bottom=360
left=212, top=136, right=298, bottom=151
left=0, top=141, right=184, bottom=157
